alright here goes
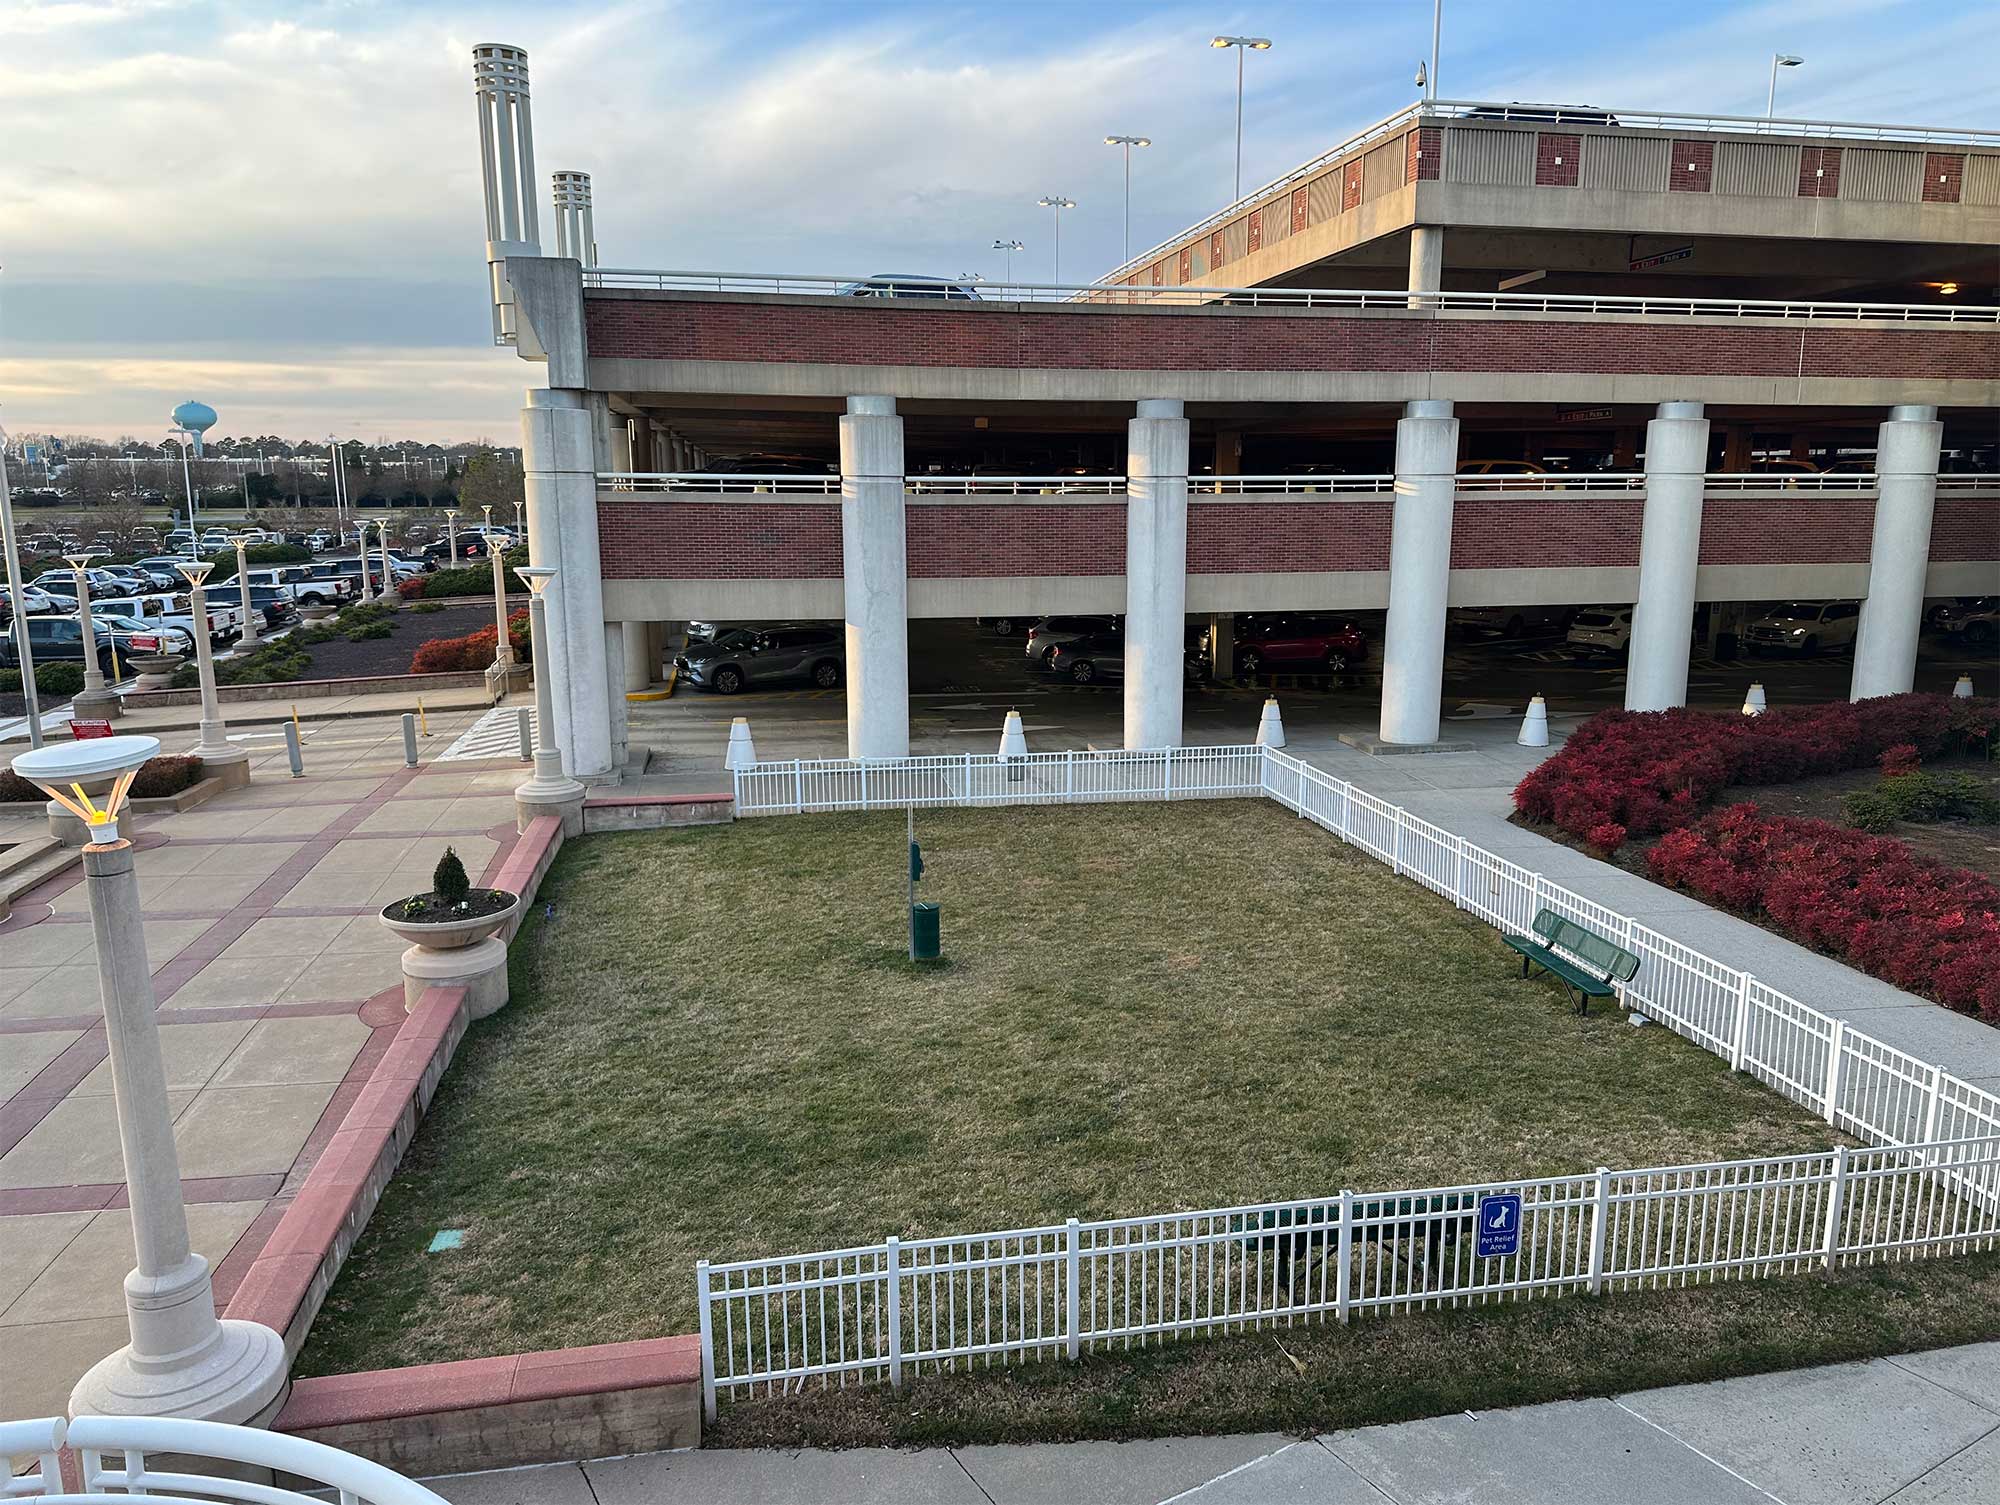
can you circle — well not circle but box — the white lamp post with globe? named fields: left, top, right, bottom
left=228, top=535, right=260, bottom=646
left=483, top=505, right=514, bottom=693
left=174, top=560, right=251, bottom=788
left=63, top=550, right=123, bottom=723
left=9, top=734, right=287, bottom=1424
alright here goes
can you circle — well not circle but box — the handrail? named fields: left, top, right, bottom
left=580, top=269, right=1999, bottom=323
left=598, top=471, right=1999, bottom=499
left=1092, top=96, right=2000, bottom=285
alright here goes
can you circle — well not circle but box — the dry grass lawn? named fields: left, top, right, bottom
left=298, top=800, right=1863, bottom=1386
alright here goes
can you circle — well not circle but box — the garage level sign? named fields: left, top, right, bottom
left=1476, top=1193, right=1522, bottom=1258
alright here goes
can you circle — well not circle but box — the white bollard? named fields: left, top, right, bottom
left=998, top=708, right=1028, bottom=783
left=1254, top=696, right=1286, bottom=749
left=1952, top=675, right=1974, bottom=699
left=724, top=716, right=758, bottom=771
left=1517, top=694, right=1550, bottom=747
left=1742, top=682, right=1768, bottom=717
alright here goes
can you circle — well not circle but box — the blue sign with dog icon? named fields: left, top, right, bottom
left=1476, top=1193, right=1522, bottom=1258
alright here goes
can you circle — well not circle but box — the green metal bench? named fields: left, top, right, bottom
left=1502, top=908, right=1639, bottom=1016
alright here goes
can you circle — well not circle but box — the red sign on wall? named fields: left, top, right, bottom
left=70, top=720, right=115, bottom=740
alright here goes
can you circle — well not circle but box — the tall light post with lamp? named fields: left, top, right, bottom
left=0, top=423, right=45, bottom=747
left=228, top=535, right=260, bottom=647
left=165, top=430, right=200, bottom=538
left=1104, top=136, right=1151, bottom=263
left=1766, top=53, right=1804, bottom=116
left=1036, top=198, right=1074, bottom=283
left=483, top=504, right=515, bottom=696
left=1211, top=35, right=1272, bottom=202
left=512, top=566, right=585, bottom=835
left=992, top=238, right=1024, bottom=283
left=445, top=507, right=461, bottom=566
left=64, top=551, right=122, bottom=724
left=174, top=561, right=250, bottom=789
left=376, top=519, right=400, bottom=609
left=9, top=734, right=286, bottom=1424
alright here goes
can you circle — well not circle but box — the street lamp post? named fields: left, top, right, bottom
left=229, top=536, right=259, bottom=646
left=445, top=507, right=460, bottom=566
left=175, top=560, right=248, bottom=784
left=377, top=520, right=398, bottom=608
left=1211, top=35, right=1273, bottom=202
left=1767, top=53, right=1804, bottom=116
left=513, top=566, right=585, bottom=834
left=64, top=551, right=121, bottom=721
left=1, top=429, right=47, bottom=747
left=992, top=238, right=1024, bottom=284
left=484, top=504, right=513, bottom=673
left=1035, top=198, right=1075, bottom=283
left=166, top=428, right=199, bottom=537
left=9, top=734, right=286, bottom=1425
left=1104, top=136, right=1152, bottom=262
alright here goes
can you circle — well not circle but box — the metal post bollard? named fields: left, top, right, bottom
left=401, top=712, right=419, bottom=767
left=283, top=720, right=305, bottom=778
left=517, top=706, right=533, bottom=761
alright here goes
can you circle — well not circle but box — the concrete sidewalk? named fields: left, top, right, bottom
left=423, top=1341, right=2000, bottom=1504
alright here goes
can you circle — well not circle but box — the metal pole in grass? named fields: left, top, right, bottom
left=907, top=805, right=916, bottom=961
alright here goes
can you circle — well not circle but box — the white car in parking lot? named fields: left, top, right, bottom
left=1744, top=600, right=1860, bottom=656
left=1566, top=607, right=1632, bottom=655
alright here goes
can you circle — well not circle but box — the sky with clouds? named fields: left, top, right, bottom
left=1, top=0, right=1992, bottom=444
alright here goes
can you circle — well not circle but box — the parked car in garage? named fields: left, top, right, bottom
left=675, top=624, right=844, bottom=694
left=1744, top=600, right=1860, bottom=655
left=1566, top=606, right=1633, bottom=655
left=1047, top=630, right=1123, bottom=684
left=1452, top=605, right=1574, bottom=638
left=1928, top=596, right=1997, bottom=644
left=1457, top=459, right=1547, bottom=476
left=1025, top=615, right=1119, bottom=668
left=1235, top=614, right=1368, bottom=677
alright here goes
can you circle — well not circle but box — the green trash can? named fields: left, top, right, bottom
left=910, top=901, right=941, bottom=960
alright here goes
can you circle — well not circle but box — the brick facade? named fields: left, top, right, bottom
left=1406, top=127, right=1442, bottom=183
left=583, top=298, right=2000, bottom=384
left=1670, top=140, right=1714, bottom=194
left=1698, top=497, right=1874, bottom=565
left=907, top=504, right=1125, bottom=578
left=1247, top=208, right=1263, bottom=255
left=1798, top=146, right=1842, bottom=198
left=1342, top=159, right=1363, bottom=211
left=1188, top=501, right=1391, bottom=572
left=1923, top=152, right=1965, bottom=204
left=1932, top=494, right=2000, bottom=562
left=1535, top=133, right=1581, bottom=187
left=597, top=500, right=840, bottom=580
left=1453, top=498, right=1644, bottom=568
left=1290, top=186, right=1309, bottom=234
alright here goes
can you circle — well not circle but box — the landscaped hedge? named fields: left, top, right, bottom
left=0, top=753, right=204, bottom=803
left=1514, top=693, right=1997, bottom=854
left=408, top=609, right=530, bottom=673
left=1648, top=805, right=2000, bottom=1021
left=1, top=663, right=87, bottom=696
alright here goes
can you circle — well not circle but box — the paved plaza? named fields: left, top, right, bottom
left=0, top=704, right=525, bottom=1421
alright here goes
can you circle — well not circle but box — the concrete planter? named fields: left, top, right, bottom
left=298, top=605, right=336, bottom=623
left=380, top=891, right=521, bottom=1019
left=126, top=653, right=186, bottom=693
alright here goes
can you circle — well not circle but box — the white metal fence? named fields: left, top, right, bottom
left=701, top=743, right=2000, bottom=1416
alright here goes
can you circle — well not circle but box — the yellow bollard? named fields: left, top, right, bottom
left=418, top=698, right=430, bottom=737
left=108, top=635, right=121, bottom=682
left=291, top=703, right=302, bottom=734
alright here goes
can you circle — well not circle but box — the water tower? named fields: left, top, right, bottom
left=171, top=399, right=217, bottom=456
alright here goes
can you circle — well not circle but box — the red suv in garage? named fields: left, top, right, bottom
left=1235, top=614, right=1368, bottom=677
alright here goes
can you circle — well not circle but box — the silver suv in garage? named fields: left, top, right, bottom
left=676, top=624, right=844, bottom=694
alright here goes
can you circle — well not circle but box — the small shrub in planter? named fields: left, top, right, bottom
left=0, top=755, right=202, bottom=803
left=408, top=608, right=531, bottom=673
left=384, top=845, right=514, bottom=925
left=1879, top=742, right=1921, bottom=777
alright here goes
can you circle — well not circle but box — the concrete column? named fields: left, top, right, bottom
left=1722, top=425, right=1752, bottom=471
left=522, top=389, right=614, bottom=779
left=1626, top=401, right=1711, bottom=712
left=610, top=419, right=634, bottom=474
left=1209, top=611, right=1235, bottom=681
left=1214, top=430, right=1242, bottom=477
left=622, top=620, right=651, bottom=691
left=839, top=396, right=910, bottom=759
left=69, top=838, right=285, bottom=1423
left=1407, top=225, right=1444, bottom=307
left=604, top=622, right=630, bottom=769
left=1379, top=400, right=1459, bottom=745
left=1124, top=398, right=1191, bottom=749
left=1851, top=404, right=1943, bottom=701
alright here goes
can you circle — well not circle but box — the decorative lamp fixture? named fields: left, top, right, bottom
left=11, top=734, right=160, bottom=845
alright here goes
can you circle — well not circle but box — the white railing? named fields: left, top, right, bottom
left=701, top=742, right=2000, bottom=1415
left=1093, top=97, right=1998, bottom=286
left=0, top=1415, right=445, bottom=1505
left=903, top=475, right=1125, bottom=497
left=600, top=472, right=839, bottom=494
left=732, top=746, right=1264, bottom=815
left=698, top=1135, right=2000, bottom=1416
left=579, top=269, right=2000, bottom=324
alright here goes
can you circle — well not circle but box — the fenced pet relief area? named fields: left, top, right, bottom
left=708, top=745, right=2000, bottom=1419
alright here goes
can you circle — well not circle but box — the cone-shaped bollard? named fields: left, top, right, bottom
left=1254, top=696, right=1286, bottom=749
left=1517, top=694, right=1550, bottom=747
left=1953, top=675, right=1974, bottom=700
left=724, top=716, right=758, bottom=771
left=1742, top=682, right=1768, bottom=717
left=998, top=708, right=1028, bottom=782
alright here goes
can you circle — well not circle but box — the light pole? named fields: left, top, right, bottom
left=514, top=566, right=585, bottom=819
left=9, top=734, right=286, bottom=1425
left=228, top=535, right=259, bottom=646
left=64, top=551, right=119, bottom=720
left=174, top=562, right=245, bottom=776
left=992, top=238, right=1024, bottom=284
left=327, top=437, right=346, bottom=524
left=0, top=425, right=45, bottom=747
left=1036, top=198, right=1074, bottom=283
left=377, top=519, right=398, bottom=607
left=166, top=428, right=199, bottom=538
left=1211, top=35, right=1273, bottom=202
left=484, top=504, right=513, bottom=672
left=1767, top=53, right=1804, bottom=117
left=1426, top=0, right=1441, bottom=98
left=1104, top=136, right=1152, bottom=262
left=445, top=507, right=461, bottom=566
